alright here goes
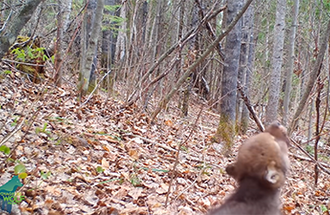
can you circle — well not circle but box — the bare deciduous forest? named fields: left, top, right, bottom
left=0, top=0, right=330, bottom=214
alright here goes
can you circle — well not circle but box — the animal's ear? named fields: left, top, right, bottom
left=264, top=161, right=284, bottom=188
left=265, top=122, right=291, bottom=147
left=225, top=163, right=237, bottom=178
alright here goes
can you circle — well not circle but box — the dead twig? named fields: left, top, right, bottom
left=122, top=133, right=176, bottom=153
left=80, top=69, right=112, bottom=107
left=237, top=81, right=264, bottom=131
left=290, top=138, right=330, bottom=175
left=290, top=153, right=330, bottom=169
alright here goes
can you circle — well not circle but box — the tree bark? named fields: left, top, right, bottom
left=62, top=0, right=72, bottom=30
left=217, top=0, right=243, bottom=153
left=79, top=0, right=104, bottom=95
left=265, top=0, right=286, bottom=124
left=114, top=2, right=127, bottom=76
left=101, top=0, right=119, bottom=96
left=54, top=0, right=63, bottom=86
left=283, top=0, right=299, bottom=126
left=240, top=2, right=255, bottom=134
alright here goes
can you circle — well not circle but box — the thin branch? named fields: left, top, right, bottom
left=0, top=116, right=25, bottom=147
left=314, top=77, right=323, bottom=185
left=195, top=0, right=226, bottom=60
left=127, top=2, right=224, bottom=105
left=289, top=19, right=330, bottom=133
left=0, top=9, right=13, bottom=33
left=237, top=81, right=264, bottom=131
left=151, top=0, right=254, bottom=122
left=290, top=138, right=330, bottom=175
left=80, top=69, right=112, bottom=107
left=2, top=58, right=46, bottom=67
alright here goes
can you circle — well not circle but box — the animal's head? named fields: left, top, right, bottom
left=264, top=121, right=291, bottom=147
left=10, top=175, right=23, bottom=187
left=226, top=132, right=288, bottom=189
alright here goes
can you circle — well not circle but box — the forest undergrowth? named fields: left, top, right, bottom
left=0, top=72, right=329, bottom=215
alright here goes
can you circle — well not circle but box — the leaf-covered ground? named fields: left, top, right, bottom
left=0, top=72, right=329, bottom=215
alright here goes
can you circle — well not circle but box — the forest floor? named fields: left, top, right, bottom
left=0, top=71, right=329, bottom=215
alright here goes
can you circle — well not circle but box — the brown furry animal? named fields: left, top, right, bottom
left=226, top=132, right=287, bottom=189
left=208, top=123, right=290, bottom=215
left=227, top=122, right=290, bottom=185
left=264, top=121, right=291, bottom=174
left=264, top=122, right=290, bottom=147
left=208, top=176, right=282, bottom=215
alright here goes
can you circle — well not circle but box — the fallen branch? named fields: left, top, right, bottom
left=80, top=69, right=112, bottom=107
left=290, top=153, right=330, bottom=169
left=122, top=133, right=176, bottom=153
left=237, top=81, right=264, bottom=131
left=290, top=138, right=330, bottom=175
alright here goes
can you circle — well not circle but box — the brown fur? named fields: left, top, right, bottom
left=264, top=122, right=290, bottom=145
left=208, top=177, right=282, bottom=215
left=264, top=122, right=291, bottom=174
left=227, top=122, right=291, bottom=185
left=208, top=123, right=290, bottom=215
left=226, top=132, right=286, bottom=188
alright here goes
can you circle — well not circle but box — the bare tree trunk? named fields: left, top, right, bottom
left=62, top=0, right=72, bottom=31
left=0, top=0, right=43, bottom=60
left=151, top=0, right=165, bottom=99
left=114, top=1, right=127, bottom=77
left=217, top=0, right=243, bottom=153
left=54, top=0, right=63, bottom=86
left=289, top=19, right=330, bottom=133
left=182, top=3, right=199, bottom=116
left=101, top=0, right=119, bottom=97
left=283, top=0, right=299, bottom=126
left=151, top=0, right=253, bottom=121
left=123, top=1, right=144, bottom=101
left=79, top=0, right=88, bottom=94
left=265, top=0, right=286, bottom=124
left=175, top=0, right=184, bottom=110
left=307, top=101, right=314, bottom=143
left=240, top=2, right=255, bottom=134
left=237, top=4, right=252, bottom=131
left=79, top=0, right=104, bottom=96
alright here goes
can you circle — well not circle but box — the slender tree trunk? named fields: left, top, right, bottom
left=283, top=0, right=299, bottom=126
left=79, top=0, right=88, bottom=94
left=289, top=19, right=330, bottom=133
left=241, top=3, right=255, bottom=134
left=175, top=0, right=184, bottom=109
left=115, top=2, right=127, bottom=79
left=79, top=0, right=104, bottom=96
left=182, top=3, right=198, bottom=116
left=101, top=0, right=119, bottom=96
left=54, top=0, right=63, bottom=86
left=265, top=0, right=286, bottom=124
left=237, top=4, right=251, bottom=130
left=307, top=99, right=314, bottom=143
left=217, top=0, right=243, bottom=153
left=151, top=0, right=253, bottom=121
left=62, top=0, right=72, bottom=30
